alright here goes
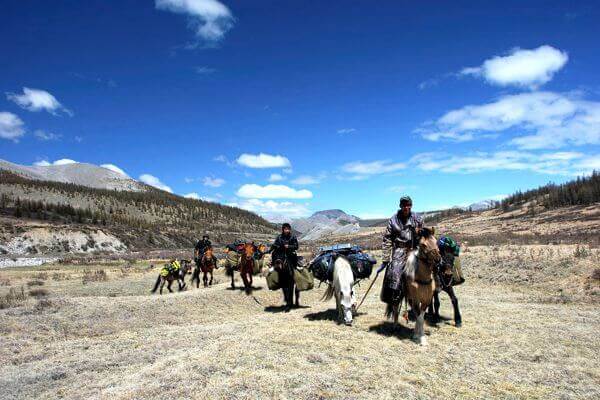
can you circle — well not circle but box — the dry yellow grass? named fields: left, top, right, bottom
left=0, top=245, right=599, bottom=399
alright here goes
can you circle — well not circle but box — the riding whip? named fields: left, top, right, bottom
left=355, top=263, right=386, bottom=312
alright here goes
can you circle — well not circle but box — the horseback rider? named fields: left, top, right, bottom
left=270, top=223, right=299, bottom=267
left=380, top=195, right=423, bottom=304
left=194, top=235, right=212, bottom=261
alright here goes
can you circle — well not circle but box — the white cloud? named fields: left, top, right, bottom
left=337, top=128, right=356, bottom=134
left=411, top=151, right=597, bottom=175
left=268, top=173, right=285, bottom=182
left=139, top=174, right=173, bottom=193
left=155, top=0, right=234, bottom=43
left=6, top=87, right=72, bottom=116
left=203, top=176, right=225, bottom=187
left=227, top=198, right=310, bottom=221
left=74, top=136, right=83, bottom=143
left=291, top=174, right=325, bottom=185
left=34, top=130, right=62, bottom=141
left=0, top=112, right=25, bottom=141
left=236, top=153, right=291, bottom=169
left=341, top=160, right=406, bottom=178
left=33, top=160, right=51, bottom=166
left=195, top=66, right=216, bottom=74
left=53, top=159, right=78, bottom=166
left=461, top=45, right=568, bottom=88
left=100, top=164, right=128, bottom=176
left=184, top=177, right=195, bottom=183
left=236, top=184, right=313, bottom=199
left=33, top=159, right=78, bottom=166
left=184, top=192, right=200, bottom=199
left=418, top=91, right=600, bottom=149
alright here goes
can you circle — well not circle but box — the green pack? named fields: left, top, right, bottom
left=294, top=267, right=314, bottom=291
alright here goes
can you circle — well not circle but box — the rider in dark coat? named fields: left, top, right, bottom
left=380, top=196, right=423, bottom=304
left=194, top=235, right=212, bottom=262
left=270, top=223, right=299, bottom=266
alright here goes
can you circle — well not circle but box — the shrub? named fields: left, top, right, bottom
left=27, top=279, right=45, bottom=287
left=29, top=288, right=49, bottom=298
left=82, top=269, right=108, bottom=284
left=0, top=286, right=26, bottom=309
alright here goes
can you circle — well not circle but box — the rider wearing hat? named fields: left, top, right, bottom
left=270, top=223, right=299, bottom=266
left=380, top=196, right=423, bottom=304
left=194, top=235, right=212, bottom=261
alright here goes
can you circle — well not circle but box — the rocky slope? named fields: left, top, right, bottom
left=292, top=209, right=361, bottom=240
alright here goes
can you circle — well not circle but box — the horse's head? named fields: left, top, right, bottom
left=180, top=259, right=193, bottom=274
left=417, top=227, right=441, bottom=265
left=204, top=247, right=213, bottom=259
left=438, top=251, right=455, bottom=287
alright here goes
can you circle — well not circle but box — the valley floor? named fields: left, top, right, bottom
left=0, top=245, right=599, bottom=399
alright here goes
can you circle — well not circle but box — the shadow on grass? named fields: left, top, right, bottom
left=264, top=304, right=311, bottom=313
left=226, top=286, right=264, bottom=292
left=424, top=312, right=452, bottom=326
left=368, top=321, right=415, bottom=340
left=304, top=308, right=338, bottom=321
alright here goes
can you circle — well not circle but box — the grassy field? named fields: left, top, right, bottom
left=1, top=245, right=599, bottom=399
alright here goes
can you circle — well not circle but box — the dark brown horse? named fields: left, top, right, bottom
left=428, top=252, right=463, bottom=327
left=192, top=247, right=218, bottom=288
left=151, top=259, right=193, bottom=295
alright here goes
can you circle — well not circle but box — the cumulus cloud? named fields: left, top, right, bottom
left=203, top=176, right=225, bottom=187
left=236, top=184, right=312, bottom=199
left=268, top=173, right=285, bottom=182
left=139, top=174, right=173, bottom=193
left=100, top=164, right=128, bottom=176
left=341, top=160, right=406, bottom=178
left=460, top=45, right=568, bottom=88
left=155, top=0, right=234, bottom=43
left=0, top=112, right=25, bottom=141
left=6, top=87, right=72, bottom=116
left=227, top=198, right=310, bottom=221
left=418, top=91, right=600, bottom=149
left=236, top=153, right=291, bottom=169
left=34, top=130, right=62, bottom=141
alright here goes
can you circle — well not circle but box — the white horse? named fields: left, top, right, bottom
left=322, top=256, right=357, bottom=326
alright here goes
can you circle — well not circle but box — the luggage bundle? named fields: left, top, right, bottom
left=309, top=244, right=376, bottom=283
left=265, top=257, right=314, bottom=291
left=438, top=236, right=465, bottom=285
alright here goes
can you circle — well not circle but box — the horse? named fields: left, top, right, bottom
left=273, top=254, right=301, bottom=312
left=151, top=259, right=193, bottom=295
left=231, top=242, right=256, bottom=294
left=427, top=252, right=462, bottom=327
left=192, top=247, right=218, bottom=288
left=322, top=256, right=356, bottom=326
left=386, top=227, right=441, bottom=345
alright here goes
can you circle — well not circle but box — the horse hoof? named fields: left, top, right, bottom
left=455, top=321, right=462, bottom=328
left=419, top=337, right=428, bottom=346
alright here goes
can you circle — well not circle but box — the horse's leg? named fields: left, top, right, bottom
left=230, top=270, right=235, bottom=289
left=294, top=285, right=300, bottom=308
left=392, top=302, right=399, bottom=325
left=167, top=280, right=173, bottom=293
left=335, top=291, right=342, bottom=323
left=209, top=271, right=213, bottom=286
left=447, top=286, right=462, bottom=327
left=415, top=308, right=427, bottom=346
left=203, top=270, right=208, bottom=287
left=159, top=279, right=165, bottom=295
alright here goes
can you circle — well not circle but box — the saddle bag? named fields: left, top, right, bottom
left=294, top=266, right=314, bottom=291
left=266, top=269, right=280, bottom=290
left=452, top=256, right=465, bottom=285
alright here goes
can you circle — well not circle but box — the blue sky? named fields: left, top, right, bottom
left=1, top=1, right=599, bottom=220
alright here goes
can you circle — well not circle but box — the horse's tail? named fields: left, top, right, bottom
left=321, top=284, right=335, bottom=301
left=151, top=275, right=161, bottom=293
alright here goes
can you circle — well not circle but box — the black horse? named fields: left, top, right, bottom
left=428, top=252, right=462, bottom=327
left=273, top=255, right=300, bottom=312
left=151, top=260, right=192, bottom=295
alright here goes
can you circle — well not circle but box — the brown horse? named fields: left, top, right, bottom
left=238, top=242, right=256, bottom=294
left=192, top=247, right=218, bottom=288
left=151, top=259, right=193, bottom=295
left=388, top=227, right=441, bottom=345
